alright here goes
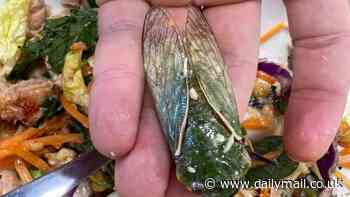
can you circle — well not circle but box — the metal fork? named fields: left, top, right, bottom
left=4, top=149, right=110, bottom=197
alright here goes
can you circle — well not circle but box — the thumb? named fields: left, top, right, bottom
left=283, top=0, right=350, bottom=161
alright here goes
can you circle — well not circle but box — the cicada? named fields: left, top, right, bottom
left=143, top=7, right=251, bottom=195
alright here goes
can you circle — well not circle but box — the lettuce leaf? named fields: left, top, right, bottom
left=0, top=0, right=30, bottom=76
left=63, top=45, right=89, bottom=108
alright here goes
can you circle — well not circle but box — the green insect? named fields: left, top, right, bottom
left=143, top=7, right=251, bottom=195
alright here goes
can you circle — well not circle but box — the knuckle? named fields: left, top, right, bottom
left=99, top=19, right=142, bottom=38
left=146, top=0, right=190, bottom=6
left=98, top=0, right=148, bottom=37
left=291, top=86, right=348, bottom=103
left=98, top=0, right=145, bottom=7
left=148, top=0, right=252, bottom=7
left=193, top=0, right=254, bottom=7
left=94, top=65, right=141, bottom=88
left=294, top=32, right=350, bottom=49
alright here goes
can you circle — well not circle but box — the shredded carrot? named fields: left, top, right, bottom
left=14, top=159, right=33, bottom=184
left=338, top=120, right=350, bottom=147
left=71, top=42, right=87, bottom=51
left=0, top=149, right=13, bottom=160
left=259, top=188, right=271, bottom=197
left=340, top=148, right=350, bottom=156
left=34, top=148, right=52, bottom=157
left=8, top=146, right=50, bottom=172
left=0, top=157, right=16, bottom=170
left=242, top=116, right=272, bottom=131
left=0, top=127, right=40, bottom=148
left=339, top=155, right=350, bottom=168
left=39, top=115, right=69, bottom=135
left=257, top=71, right=277, bottom=85
left=339, top=120, right=350, bottom=134
left=339, top=162, right=350, bottom=169
left=24, top=133, right=83, bottom=150
left=335, top=170, right=350, bottom=189
left=339, top=139, right=350, bottom=148
left=260, top=22, right=288, bottom=44
left=60, top=95, right=89, bottom=128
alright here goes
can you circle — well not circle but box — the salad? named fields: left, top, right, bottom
left=0, top=0, right=349, bottom=197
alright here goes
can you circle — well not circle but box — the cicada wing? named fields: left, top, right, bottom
left=143, top=8, right=188, bottom=154
left=184, top=7, right=243, bottom=139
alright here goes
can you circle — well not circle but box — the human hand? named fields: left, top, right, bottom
left=89, top=0, right=350, bottom=196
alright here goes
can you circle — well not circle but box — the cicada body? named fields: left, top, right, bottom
left=143, top=7, right=251, bottom=195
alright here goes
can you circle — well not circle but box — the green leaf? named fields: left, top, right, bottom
left=245, top=153, right=298, bottom=182
left=6, top=39, right=44, bottom=81
left=253, top=136, right=283, bottom=155
left=30, top=170, right=43, bottom=179
left=44, top=9, right=97, bottom=73
left=41, top=96, right=62, bottom=120
left=274, top=96, right=288, bottom=114
left=101, top=161, right=115, bottom=184
left=69, top=120, right=94, bottom=152
left=89, top=170, right=114, bottom=192
left=203, top=190, right=235, bottom=197
left=7, top=8, right=98, bottom=80
left=87, top=0, right=99, bottom=8
left=296, top=173, right=322, bottom=196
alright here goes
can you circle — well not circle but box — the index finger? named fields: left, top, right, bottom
left=147, top=0, right=247, bottom=7
left=89, top=0, right=149, bottom=158
left=283, top=0, right=350, bottom=161
left=204, top=1, right=261, bottom=118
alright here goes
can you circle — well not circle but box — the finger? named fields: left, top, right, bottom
left=148, top=0, right=247, bottom=7
left=283, top=0, right=350, bottom=161
left=165, top=170, right=201, bottom=197
left=89, top=0, right=149, bottom=158
left=204, top=1, right=261, bottom=118
left=116, top=92, right=171, bottom=197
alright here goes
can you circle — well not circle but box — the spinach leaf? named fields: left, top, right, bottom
left=274, top=96, right=288, bottom=114
left=253, top=136, right=283, bottom=155
left=246, top=136, right=298, bottom=185
left=203, top=190, right=235, bottom=197
left=102, top=161, right=115, bottom=184
left=6, top=39, right=45, bottom=81
left=7, top=8, right=98, bottom=81
left=69, top=120, right=94, bottom=152
left=44, top=8, right=98, bottom=73
left=87, top=0, right=99, bottom=8
left=245, top=153, right=298, bottom=183
left=41, top=96, right=62, bottom=120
